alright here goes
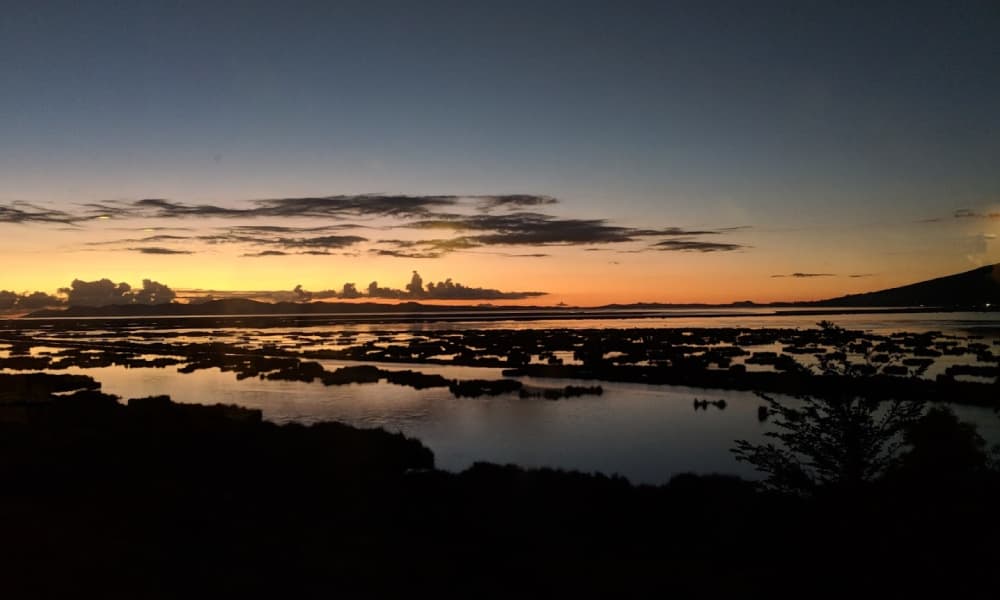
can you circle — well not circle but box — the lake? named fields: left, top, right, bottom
left=3, top=309, right=999, bottom=484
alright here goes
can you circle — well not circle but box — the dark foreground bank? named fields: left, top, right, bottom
left=2, top=374, right=999, bottom=599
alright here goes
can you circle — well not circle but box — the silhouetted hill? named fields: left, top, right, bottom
left=813, top=263, right=1000, bottom=308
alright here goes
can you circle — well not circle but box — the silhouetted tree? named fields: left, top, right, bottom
left=894, top=405, right=990, bottom=480
left=733, top=391, right=924, bottom=495
left=732, top=322, right=926, bottom=495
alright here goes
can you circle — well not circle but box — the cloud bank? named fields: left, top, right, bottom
left=294, top=271, right=545, bottom=301
left=61, top=279, right=177, bottom=306
left=3, top=193, right=750, bottom=260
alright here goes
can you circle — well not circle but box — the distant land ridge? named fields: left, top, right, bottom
left=21, top=263, right=1000, bottom=318
left=810, top=263, right=999, bottom=308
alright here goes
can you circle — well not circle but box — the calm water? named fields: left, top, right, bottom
left=5, top=310, right=1000, bottom=484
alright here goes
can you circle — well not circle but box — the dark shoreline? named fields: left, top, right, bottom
left=2, top=374, right=999, bottom=598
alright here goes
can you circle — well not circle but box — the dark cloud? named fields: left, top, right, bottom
left=375, top=237, right=481, bottom=257
left=400, top=213, right=745, bottom=253
left=423, top=277, right=544, bottom=300
left=242, top=250, right=290, bottom=257
left=0, top=202, right=79, bottom=224
left=197, top=233, right=274, bottom=245
left=77, top=194, right=568, bottom=222
left=0, top=290, right=64, bottom=310
left=289, top=271, right=545, bottom=301
left=652, top=239, right=745, bottom=252
left=13, top=194, right=747, bottom=262
left=88, top=234, right=191, bottom=246
left=476, top=194, right=558, bottom=211
left=770, top=272, right=836, bottom=278
left=955, top=208, right=1000, bottom=219
left=16, top=291, right=64, bottom=309
left=224, top=224, right=366, bottom=234
left=339, top=283, right=362, bottom=299
left=60, top=278, right=176, bottom=306
left=253, top=195, right=457, bottom=218
left=132, top=279, right=177, bottom=304
left=293, top=285, right=311, bottom=301
left=373, top=249, right=444, bottom=259
left=129, top=247, right=194, bottom=255
left=0, top=291, right=17, bottom=310
left=274, top=235, right=367, bottom=250
left=89, top=195, right=463, bottom=220
left=407, top=213, right=642, bottom=244
left=848, top=273, right=875, bottom=278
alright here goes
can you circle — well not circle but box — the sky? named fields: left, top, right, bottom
left=1, top=0, right=998, bottom=305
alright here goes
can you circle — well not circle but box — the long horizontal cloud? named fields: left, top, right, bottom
left=652, top=239, right=745, bottom=252
left=0, top=202, right=79, bottom=224
left=476, top=194, right=558, bottom=211
left=770, top=272, right=835, bottom=278
left=407, top=213, right=679, bottom=243
left=83, top=194, right=561, bottom=221
left=88, top=234, right=190, bottom=246
left=129, top=247, right=194, bottom=255
left=273, top=234, right=367, bottom=250
left=8, top=194, right=748, bottom=260
left=83, top=197, right=746, bottom=252
left=385, top=214, right=746, bottom=255
left=954, top=208, right=1000, bottom=219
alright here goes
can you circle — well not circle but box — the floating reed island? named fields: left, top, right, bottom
left=1, top=323, right=996, bottom=405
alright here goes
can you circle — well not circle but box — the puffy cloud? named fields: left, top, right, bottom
left=423, top=278, right=545, bottom=300
left=295, top=271, right=544, bottom=301
left=405, top=271, right=424, bottom=296
left=132, top=279, right=177, bottom=304
left=366, top=281, right=407, bottom=299
left=16, top=291, right=64, bottom=309
left=0, top=290, right=64, bottom=310
left=60, top=278, right=176, bottom=306
left=0, top=291, right=16, bottom=309
left=60, top=279, right=134, bottom=306
left=340, top=283, right=362, bottom=299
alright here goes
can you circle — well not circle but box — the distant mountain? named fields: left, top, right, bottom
left=812, top=263, right=1000, bottom=308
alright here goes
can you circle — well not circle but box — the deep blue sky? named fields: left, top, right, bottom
left=1, top=1, right=998, bottom=301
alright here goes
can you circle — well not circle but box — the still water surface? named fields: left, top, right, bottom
left=9, top=310, right=1000, bottom=484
